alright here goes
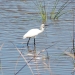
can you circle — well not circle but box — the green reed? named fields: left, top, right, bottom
left=39, top=1, right=47, bottom=24
left=34, top=0, right=47, bottom=24
left=50, top=0, right=70, bottom=20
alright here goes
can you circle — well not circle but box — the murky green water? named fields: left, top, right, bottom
left=0, top=0, right=75, bottom=75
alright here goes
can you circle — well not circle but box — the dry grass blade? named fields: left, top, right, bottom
left=14, top=45, right=25, bottom=74
left=0, top=43, right=4, bottom=75
left=64, top=51, right=75, bottom=59
left=0, top=43, right=4, bottom=51
left=41, top=48, right=53, bottom=75
left=12, top=42, right=34, bottom=75
left=42, top=59, right=53, bottom=75
left=14, top=55, right=22, bottom=74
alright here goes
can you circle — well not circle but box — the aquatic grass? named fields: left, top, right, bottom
left=50, top=0, right=71, bottom=20
left=50, top=0, right=59, bottom=20
left=39, top=1, right=47, bottom=24
left=33, top=0, right=47, bottom=24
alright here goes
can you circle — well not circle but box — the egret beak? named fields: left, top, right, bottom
left=45, top=25, right=48, bottom=26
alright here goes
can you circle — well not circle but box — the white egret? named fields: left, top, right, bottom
left=23, top=24, right=47, bottom=46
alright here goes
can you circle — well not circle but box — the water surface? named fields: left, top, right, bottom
left=0, top=0, right=75, bottom=75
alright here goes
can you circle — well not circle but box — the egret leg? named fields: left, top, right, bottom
left=34, top=38, right=35, bottom=46
left=27, top=38, right=31, bottom=46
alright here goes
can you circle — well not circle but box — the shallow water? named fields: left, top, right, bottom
left=0, top=0, right=75, bottom=75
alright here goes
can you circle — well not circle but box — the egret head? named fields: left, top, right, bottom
left=40, top=24, right=45, bottom=29
left=40, top=24, right=48, bottom=29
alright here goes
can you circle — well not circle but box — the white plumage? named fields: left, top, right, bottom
left=23, top=24, right=45, bottom=46
left=23, top=29, right=42, bottom=39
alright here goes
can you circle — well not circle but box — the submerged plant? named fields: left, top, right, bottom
left=50, top=0, right=71, bottom=20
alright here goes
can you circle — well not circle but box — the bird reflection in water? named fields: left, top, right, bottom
left=27, top=45, right=37, bottom=60
left=27, top=44, right=49, bottom=63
